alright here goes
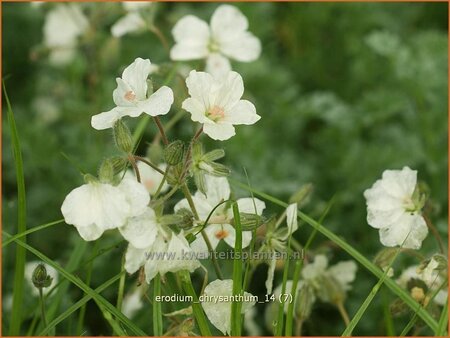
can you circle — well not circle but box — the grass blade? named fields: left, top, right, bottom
left=231, top=202, right=243, bottom=336
left=4, top=83, right=27, bottom=336
left=229, top=178, right=439, bottom=332
left=179, top=271, right=212, bottom=336
left=2, top=219, right=64, bottom=248
left=3, top=232, right=148, bottom=336
left=436, top=300, right=448, bottom=336
left=40, top=271, right=125, bottom=335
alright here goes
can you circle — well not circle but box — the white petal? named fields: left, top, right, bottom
left=328, top=261, right=358, bottom=291
left=137, top=86, right=174, bottom=117
left=190, top=224, right=221, bottom=254
left=378, top=213, right=427, bottom=249
left=161, top=232, right=201, bottom=275
left=136, top=162, right=168, bottom=195
left=286, top=203, right=298, bottom=235
left=121, top=58, right=152, bottom=100
left=380, top=167, right=417, bottom=199
left=61, top=183, right=130, bottom=233
left=302, top=254, right=328, bottom=281
left=226, top=198, right=265, bottom=220
left=118, top=178, right=150, bottom=217
left=181, top=98, right=208, bottom=123
left=265, top=257, right=277, bottom=294
left=221, top=223, right=253, bottom=249
left=224, top=100, right=260, bottom=125
left=204, top=175, right=231, bottom=206
left=220, top=32, right=261, bottom=62
left=210, top=5, right=248, bottom=42
left=203, top=122, right=235, bottom=140
left=76, top=223, right=104, bottom=241
left=144, top=239, right=168, bottom=282
left=111, top=12, right=146, bottom=37
left=213, top=71, right=244, bottom=110
left=185, top=70, right=215, bottom=107
left=119, top=208, right=158, bottom=249
left=91, top=107, right=134, bottom=130
left=206, top=53, right=231, bottom=80
left=123, top=1, right=152, bottom=11
left=170, top=15, right=210, bottom=60
left=124, top=244, right=147, bottom=274
left=121, top=287, right=144, bottom=318
left=174, top=195, right=213, bottom=221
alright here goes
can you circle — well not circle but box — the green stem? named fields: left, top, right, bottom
left=39, top=288, right=48, bottom=330
left=134, top=156, right=165, bottom=175
left=231, top=203, right=243, bottom=336
left=179, top=271, right=212, bottom=336
left=116, top=254, right=126, bottom=311
left=153, top=166, right=169, bottom=199
left=153, top=116, right=169, bottom=145
left=181, top=184, right=223, bottom=279
left=153, top=275, right=163, bottom=335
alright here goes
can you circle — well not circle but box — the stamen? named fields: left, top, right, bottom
left=214, top=229, right=229, bottom=240
left=124, top=90, right=136, bottom=102
left=207, top=105, right=225, bottom=122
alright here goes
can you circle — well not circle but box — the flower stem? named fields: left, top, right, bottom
left=152, top=116, right=169, bottom=145
left=38, top=288, right=48, bottom=331
left=128, top=155, right=141, bottom=183
left=423, top=214, right=445, bottom=253
left=153, top=275, right=163, bottom=335
left=153, top=166, right=169, bottom=199
left=181, top=183, right=223, bottom=279
left=337, top=301, right=351, bottom=327
left=134, top=156, right=165, bottom=175
left=116, top=254, right=126, bottom=311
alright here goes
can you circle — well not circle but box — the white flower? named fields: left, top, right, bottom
left=397, top=261, right=447, bottom=306
left=286, top=203, right=299, bottom=236
left=302, top=255, right=357, bottom=303
left=25, top=261, right=59, bottom=296
left=244, top=307, right=262, bottom=336
left=171, top=5, right=261, bottom=77
left=174, top=175, right=265, bottom=253
left=364, top=166, right=428, bottom=249
left=182, top=70, right=260, bottom=140
left=91, top=58, right=173, bottom=130
left=124, top=162, right=168, bottom=195
left=123, top=209, right=201, bottom=283
left=61, top=177, right=149, bottom=241
left=121, top=286, right=145, bottom=318
left=43, top=4, right=89, bottom=65
left=111, top=2, right=153, bottom=37
left=201, top=279, right=256, bottom=335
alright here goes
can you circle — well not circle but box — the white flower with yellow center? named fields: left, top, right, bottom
left=170, top=4, right=261, bottom=78
left=91, top=58, right=173, bottom=130
left=61, top=177, right=149, bottom=241
left=43, top=4, right=89, bottom=65
left=201, top=279, right=256, bottom=335
left=174, top=175, right=265, bottom=253
left=364, top=166, right=428, bottom=249
left=182, top=70, right=260, bottom=140
left=122, top=208, right=201, bottom=283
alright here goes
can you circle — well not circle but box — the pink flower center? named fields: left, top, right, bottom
left=214, top=229, right=229, bottom=240
left=124, top=90, right=136, bottom=102
left=207, top=105, right=225, bottom=122
left=144, top=179, right=154, bottom=191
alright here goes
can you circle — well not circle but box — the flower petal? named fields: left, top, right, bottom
left=119, top=208, right=158, bottom=249
left=206, top=53, right=231, bottom=79
left=210, top=5, right=248, bottom=42
left=220, top=32, right=261, bottom=62
left=121, top=57, right=152, bottom=100
left=124, top=244, right=147, bottom=274
left=235, top=197, right=266, bottom=215
left=265, top=257, right=277, bottom=294
left=224, top=100, right=260, bottom=125
left=185, top=70, right=215, bottom=107
left=118, top=178, right=150, bottom=217
left=181, top=98, right=208, bottom=123
left=213, top=71, right=244, bottom=110
left=137, top=86, right=174, bottom=117
left=203, top=175, right=231, bottom=206
left=76, top=223, right=104, bottom=241
left=170, top=15, right=210, bottom=60
left=328, top=261, right=358, bottom=291
left=286, top=203, right=298, bottom=235
left=203, top=122, right=235, bottom=140
left=111, top=12, right=145, bottom=38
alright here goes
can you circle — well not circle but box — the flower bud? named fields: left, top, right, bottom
left=289, top=183, right=313, bottom=206
left=164, top=140, right=184, bottom=165
left=295, top=283, right=316, bottom=320
left=373, top=248, right=398, bottom=269
left=109, top=156, right=128, bottom=175
left=233, top=213, right=264, bottom=231
left=113, top=119, right=133, bottom=153
left=166, top=163, right=184, bottom=186
left=199, top=161, right=230, bottom=177
left=32, top=263, right=53, bottom=289
left=98, top=159, right=114, bottom=183
left=175, top=208, right=195, bottom=228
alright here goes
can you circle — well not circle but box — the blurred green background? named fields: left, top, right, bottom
left=2, top=2, right=448, bottom=336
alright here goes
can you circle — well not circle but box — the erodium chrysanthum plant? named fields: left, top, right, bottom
left=17, top=3, right=442, bottom=336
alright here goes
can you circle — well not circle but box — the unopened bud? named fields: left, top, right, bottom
left=110, top=156, right=128, bottom=175
left=295, top=283, right=316, bottom=320
left=166, top=163, right=184, bottom=186
left=113, top=119, right=133, bottom=153
left=98, top=159, right=114, bottom=183
left=32, top=263, right=53, bottom=289
left=233, top=213, right=264, bottom=231
left=175, top=208, right=194, bottom=228
left=289, top=183, right=313, bottom=206
left=164, top=140, right=184, bottom=165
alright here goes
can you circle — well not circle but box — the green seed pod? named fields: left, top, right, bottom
left=164, top=140, right=184, bottom=165
left=32, top=263, right=53, bottom=289
left=232, top=212, right=265, bottom=231
left=113, top=119, right=133, bottom=153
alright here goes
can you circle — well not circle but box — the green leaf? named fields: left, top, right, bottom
left=4, top=83, right=27, bottom=336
